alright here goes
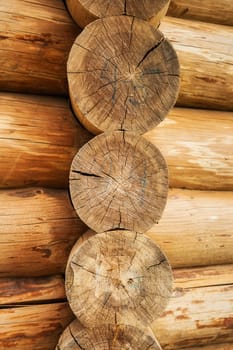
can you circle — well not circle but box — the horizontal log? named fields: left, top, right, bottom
left=182, top=344, right=233, bottom=350
left=147, top=188, right=233, bottom=267
left=1, top=187, right=232, bottom=277
left=0, top=93, right=91, bottom=189
left=0, top=188, right=87, bottom=277
left=0, top=0, right=79, bottom=95
left=0, top=265, right=232, bottom=349
left=0, top=275, right=65, bottom=305
left=153, top=284, right=233, bottom=349
left=161, top=17, right=233, bottom=110
left=0, top=7, right=232, bottom=111
left=1, top=93, right=232, bottom=190
left=0, top=303, right=73, bottom=350
left=168, top=0, right=233, bottom=26
left=144, top=108, right=233, bottom=190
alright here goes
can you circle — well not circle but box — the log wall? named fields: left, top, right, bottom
left=0, top=267, right=232, bottom=349
left=0, top=187, right=232, bottom=277
left=1, top=93, right=232, bottom=190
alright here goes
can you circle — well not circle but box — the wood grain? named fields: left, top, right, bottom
left=66, top=230, right=172, bottom=327
left=68, top=16, right=179, bottom=134
left=0, top=187, right=87, bottom=277
left=0, top=303, right=73, bottom=350
left=144, top=108, right=233, bottom=190
left=161, top=17, right=233, bottom=110
left=0, top=275, right=65, bottom=305
left=0, top=93, right=91, bottom=189
left=0, top=265, right=232, bottom=349
left=0, top=0, right=80, bottom=95
left=57, top=321, right=161, bottom=350
left=66, top=0, right=170, bottom=27
left=70, top=131, right=168, bottom=233
left=0, top=187, right=232, bottom=277
left=168, top=0, right=233, bottom=26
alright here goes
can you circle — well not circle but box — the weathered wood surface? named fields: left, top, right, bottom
left=161, top=17, right=233, bottom=110
left=70, top=131, right=168, bottom=233
left=66, top=230, right=172, bottom=327
left=57, top=320, right=162, bottom=350
left=0, top=93, right=91, bottom=189
left=0, top=7, right=232, bottom=111
left=0, top=303, right=73, bottom=350
left=168, top=0, right=233, bottom=26
left=182, top=344, right=233, bottom=350
left=153, top=284, right=233, bottom=349
left=68, top=15, right=179, bottom=135
left=1, top=265, right=232, bottom=349
left=144, top=108, right=233, bottom=190
left=1, top=93, right=232, bottom=190
left=1, top=187, right=232, bottom=277
left=0, top=188, right=87, bottom=277
left=66, top=0, right=170, bottom=28
left=0, top=275, right=65, bottom=305
left=0, top=0, right=80, bottom=95
left=147, top=188, right=233, bottom=268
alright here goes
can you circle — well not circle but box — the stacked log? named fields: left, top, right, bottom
left=168, top=0, right=233, bottom=26
left=1, top=267, right=232, bottom=349
left=0, top=0, right=232, bottom=349
left=0, top=2, right=233, bottom=110
left=1, top=93, right=232, bottom=190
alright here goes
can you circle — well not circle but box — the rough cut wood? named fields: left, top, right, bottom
left=0, top=275, right=65, bottom=305
left=0, top=93, right=91, bottom=189
left=0, top=303, right=73, bottom=350
left=168, top=0, right=233, bottom=26
left=70, top=131, right=168, bottom=232
left=0, top=187, right=87, bottom=277
left=0, top=265, right=232, bottom=349
left=57, top=321, right=161, bottom=350
left=0, top=188, right=232, bottom=277
left=66, top=0, right=170, bottom=28
left=66, top=230, right=172, bottom=327
left=68, top=15, right=179, bottom=134
left=0, top=0, right=80, bottom=95
left=161, top=17, right=233, bottom=110
left=144, top=108, right=233, bottom=190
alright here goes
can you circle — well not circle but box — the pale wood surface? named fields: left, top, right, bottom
left=147, top=188, right=233, bottom=268
left=144, top=108, right=233, bottom=190
left=0, top=265, right=232, bottom=349
left=68, top=16, right=179, bottom=134
left=66, top=230, right=172, bottom=327
left=0, top=188, right=232, bottom=277
left=66, top=0, right=170, bottom=27
left=0, top=0, right=80, bottom=95
left=161, top=17, right=233, bottom=110
left=168, top=0, right=233, bottom=26
left=0, top=188, right=87, bottom=277
left=57, top=321, right=162, bottom=350
left=1, top=93, right=231, bottom=190
left=70, top=131, right=168, bottom=233
left=0, top=93, right=91, bottom=189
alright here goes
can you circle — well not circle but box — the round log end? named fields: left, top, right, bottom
left=65, top=230, right=173, bottom=326
left=57, top=320, right=162, bottom=349
left=67, top=16, right=180, bottom=134
left=69, top=131, right=168, bottom=233
left=66, top=0, right=171, bottom=28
